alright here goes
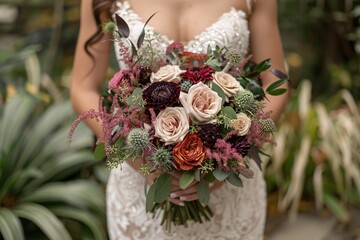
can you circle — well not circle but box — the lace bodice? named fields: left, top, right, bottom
left=107, top=1, right=266, bottom=239
left=113, top=1, right=250, bottom=66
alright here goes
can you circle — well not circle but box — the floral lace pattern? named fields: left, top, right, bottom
left=107, top=1, right=266, bottom=239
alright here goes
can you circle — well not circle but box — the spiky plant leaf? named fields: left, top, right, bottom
left=0, top=208, right=24, bottom=240
left=14, top=203, right=72, bottom=240
left=50, top=206, right=106, bottom=240
left=23, top=181, right=105, bottom=215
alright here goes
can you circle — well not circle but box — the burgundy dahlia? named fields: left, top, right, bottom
left=142, top=82, right=180, bottom=111
left=198, top=123, right=222, bottom=149
left=136, top=66, right=152, bottom=85
left=226, top=135, right=251, bottom=157
left=181, top=66, right=214, bottom=84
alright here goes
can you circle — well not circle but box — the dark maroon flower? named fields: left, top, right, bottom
left=198, top=123, right=222, bottom=149
left=181, top=66, right=214, bottom=84
left=142, top=82, right=180, bottom=111
left=226, top=135, right=251, bottom=156
left=136, top=66, right=152, bottom=85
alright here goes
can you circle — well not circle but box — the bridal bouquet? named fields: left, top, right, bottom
left=68, top=14, right=288, bottom=230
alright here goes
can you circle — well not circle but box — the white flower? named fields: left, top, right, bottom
left=231, top=113, right=252, bottom=136
left=212, top=71, right=244, bottom=99
left=179, top=82, right=222, bottom=123
left=150, top=65, right=185, bottom=83
left=154, top=107, right=189, bottom=145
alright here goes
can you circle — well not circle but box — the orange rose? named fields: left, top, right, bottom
left=173, top=133, right=206, bottom=170
left=178, top=52, right=207, bottom=68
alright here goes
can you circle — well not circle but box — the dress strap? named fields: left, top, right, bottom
left=246, top=0, right=254, bottom=14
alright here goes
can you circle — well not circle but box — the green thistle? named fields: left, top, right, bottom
left=259, top=118, right=276, bottom=133
left=225, top=51, right=242, bottom=65
left=127, top=128, right=149, bottom=153
left=233, top=90, right=258, bottom=115
left=151, top=148, right=176, bottom=170
left=180, top=80, right=193, bottom=92
left=102, top=21, right=116, bottom=33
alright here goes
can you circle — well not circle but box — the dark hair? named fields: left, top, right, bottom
left=84, top=0, right=115, bottom=60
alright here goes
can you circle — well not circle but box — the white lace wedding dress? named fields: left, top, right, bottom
left=107, top=1, right=266, bottom=239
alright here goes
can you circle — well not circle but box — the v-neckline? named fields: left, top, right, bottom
left=119, top=0, right=248, bottom=47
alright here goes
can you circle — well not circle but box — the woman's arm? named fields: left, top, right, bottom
left=71, top=0, right=111, bottom=137
left=249, top=0, right=289, bottom=121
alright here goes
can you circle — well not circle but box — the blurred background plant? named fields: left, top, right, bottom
left=0, top=0, right=359, bottom=239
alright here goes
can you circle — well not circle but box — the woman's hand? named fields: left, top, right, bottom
left=168, top=172, right=224, bottom=206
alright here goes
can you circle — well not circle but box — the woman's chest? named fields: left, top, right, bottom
left=117, top=0, right=249, bottom=43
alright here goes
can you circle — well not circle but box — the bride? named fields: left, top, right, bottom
left=70, top=0, right=288, bottom=239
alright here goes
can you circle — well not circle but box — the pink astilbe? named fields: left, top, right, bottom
left=205, top=138, right=244, bottom=172
left=117, top=39, right=134, bottom=69
left=68, top=95, right=146, bottom=156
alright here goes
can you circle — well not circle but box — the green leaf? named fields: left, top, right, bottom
left=227, top=171, right=243, bottom=187
left=23, top=181, right=105, bottom=215
left=266, top=78, right=288, bottom=93
left=323, top=192, right=350, bottom=223
left=197, top=180, right=210, bottom=206
left=194, top=169, right=201, bottom=181
left=94, top=143, right=106, bottom=161
left=179, top=171, right=195, bottom=190
left=145, top=182, right=156, bottom=212
left=267, top=88, right=287, bottom=96
left=211, top=83, right=226, bottom=104
left=222, top=106, right=237, bottom=119
left=126, top=88, right=143, bottom=106
left=50, top=206, right=106, bottom=240
left=254, top=59, right=271, bottom=72
left=14, top=203, right=72, bottom=240
left=154, top=173, right=172, bottom=203
left=212, top=169, right=230, bottom=181
left=0, top=209, right=24, bottom=240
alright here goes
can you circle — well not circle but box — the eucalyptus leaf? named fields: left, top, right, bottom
left=222, top=106, right=237, bottom=119
left=197, top=180, right=210, bottom=206
left=94, top=143, right=105, bottom=161
left=211, top=83, right=226, bottom=104
left=179, top=171, right=195, bottom=190
left=154, top=173, right=172, bottom=203
left=227, top=171, right=243, bottom=187
left=194, top=169, right=201, bottom=182
left=146, top=183, right=156, bottom=212
left=213, top=168, right=230, bottom=181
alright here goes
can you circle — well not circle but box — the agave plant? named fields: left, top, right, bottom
left=265, top=80, right=360, bottom=223
left=0, top=92, right=107, bottom=240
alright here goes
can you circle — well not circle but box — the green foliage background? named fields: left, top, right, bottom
left=0, top=0, right=359, bottom=238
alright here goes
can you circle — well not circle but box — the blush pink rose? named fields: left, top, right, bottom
left=154, top=107, right=189, bottom=145
left=179, top=82, right=222, bottom=123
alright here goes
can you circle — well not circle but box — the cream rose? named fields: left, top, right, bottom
left=150, top=65, right=185, bottom=83
left=231, top=113, right=252, bottom=136
left=179, top=82, right=222, bottom=123
left=213, top=71, right=244, bottom=99
left=154, top=107, right=189, bottom=145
